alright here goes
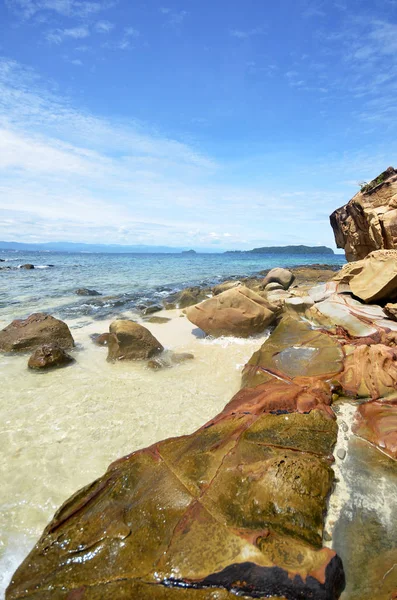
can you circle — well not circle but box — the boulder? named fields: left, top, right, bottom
left=166, top=286, right=211, bottom=310
left=262, top=267, right=295, bottom=290
left=385, top=303, right=397, bottom=321
left=6, top=378, right=344, bottom=600
left=107, top=320, right=163, bottom=361
left=348, top=249, right=397, bottom=303
left=28, top=343, right=74, bottom=370
left=19, top=264, right=34, bottom=269
left=0, top=313, right=74, bottom=352
left=264, top=282, right=284, bottom=291
left=185, top=286, right=279, bottom=337
left=212, top=280, right=242, bottom=295
left=75, top=288, right=101, bottom=296
left=330, top=166, right=397, bottom=261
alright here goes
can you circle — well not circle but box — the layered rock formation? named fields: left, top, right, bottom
left=330, top=166, right=397, bottom=261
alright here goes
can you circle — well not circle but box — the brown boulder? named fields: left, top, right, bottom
left=349, top=249, right=397, bottom=303
left=19, top=263, right=35, bottom=269
left=6, top=378, right=344, bottom=600
left=330, top=166, right=397, bottom=261
left=0, top=313, right=74, bottom=352
left=262, top=267, right=295, bottom=290
left=185, top=286, right=279, bottom=337
left=28, top=343, right=74, bottom=370
left=107, top=320, right=163, bottom=361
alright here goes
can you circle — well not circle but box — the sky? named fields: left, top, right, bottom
left=0, top=0, right=396, bottom=250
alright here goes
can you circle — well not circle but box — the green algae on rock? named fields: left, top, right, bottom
left=6, top=376, right=344, bottom=600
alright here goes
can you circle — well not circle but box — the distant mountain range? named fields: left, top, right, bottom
left=0, top=241, right=334, bottom=255
left=0, top=241, right=208, bottom=254
left=224, top=245, right=334, bottom=255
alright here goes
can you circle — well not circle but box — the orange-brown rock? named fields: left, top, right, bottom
left=185, top=286, right=279, bottom=337
left=6, top=378, right=344, bottom=600
left=353, top=400, right=397, bottom=459
left=348, top=249, right=397, bottom=303
left=107, top=320, right=163, bottom=361
left=330, top=166, right=397, bottom=261
left=241, top=316, right=344, bottom=388
left=262, top=267, right=295, bottom=290
left=0, top=313, right=74, bottom=353
left=336, top=344, right=397, bottom=399
left=28, top=343, right=74, bottom=370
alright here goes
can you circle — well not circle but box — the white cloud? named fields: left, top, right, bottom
left=95, top=20, right=114, bottom=33
left=124, top=27, right=139, bottom=37
left=160, top=8, right=188, bottom=26
left=5, top=0, right=114, bottom=19
left=46, top=26, right=90, bottom=43
left=230, top=27, right=265, bottom=39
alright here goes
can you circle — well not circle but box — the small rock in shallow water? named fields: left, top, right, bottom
left=91, top=333, right=111, bottom=346
left=0, top=313, right=74, bottom=352
left=19, top=263, right=34, bottom=269
left=75, top=288, right=101, bottom=296
left=147, top=351, right=194, bottom=369
left=337, top=448, right=346, bottom=460
left=28, top=343, right=74, bottom=370
left=107, top=320, right=163, bottom=361
left=142, top=304, right=163, bottom=315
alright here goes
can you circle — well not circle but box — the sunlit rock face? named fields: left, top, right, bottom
left=330, top=166, right=397, bottom=261
left=6, top=376, right=344, bottom=600
left=353, top=401, right=397, bottom=459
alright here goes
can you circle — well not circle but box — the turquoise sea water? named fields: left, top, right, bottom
left=0, top=250, right=345, bottom=323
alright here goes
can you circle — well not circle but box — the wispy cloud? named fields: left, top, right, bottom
left=230, top=27, right=265, bottom=39
left=94, top=20, right=114, bottom=33
left=5, top=0, right=115, bottom=20
left=46, top=25, right=90, bottom=44
left=160, top=7, right=188, bottom=26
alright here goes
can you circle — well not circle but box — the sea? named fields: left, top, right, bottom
left=0, top=250, right=345, bottom=597
left=0, top=250, right=345, bottom=322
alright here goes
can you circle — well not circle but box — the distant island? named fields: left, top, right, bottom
left=224, top=245, right=334, bottom=255
left=0, top=241, right=205, bottom=254
left=181, top=249, right=197, bottom=255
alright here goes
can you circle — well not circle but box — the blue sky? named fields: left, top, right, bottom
left=0, top=0, right=396, bottom=250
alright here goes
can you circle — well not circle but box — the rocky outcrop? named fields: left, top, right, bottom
left=6, top=376, right=344, bottom=600
left=212, top=280, right=241, bottom=295
left=330, top=166, right=397, bottom=261
left=28, top=343, right=74, bottom=370
left=186, top=286, right=279, bottom=337
left=107, top=320, right=163, bottom=361
left=262, top=267, right=295, bottom=290
left=0, top=313, right=74, bottom=352
left=348, top=250, right=397, bottom=303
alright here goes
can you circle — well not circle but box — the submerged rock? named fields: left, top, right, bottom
left=6, top=377, right=344, bottom=600
left=19, top=263, right=34, bottom=269
left=28, top=343, right=74, bottom=370
left=186, top=286, right=279, bottom=337
left=147, top=351, right=194, bottom=369
left=107, top=320, right=163, bottom=361
left=75, top=288, right=101, bottom=296
left=0, top=313, right=74, bottom=353
left=141, top=304, right=163, bottom=315
left=145, top=316, right=171, bottom=324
